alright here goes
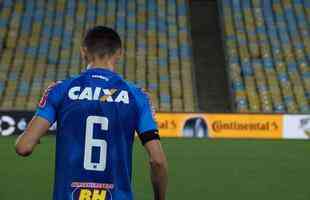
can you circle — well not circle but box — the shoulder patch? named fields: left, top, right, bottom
left=38, top=82, right=60, bottom=108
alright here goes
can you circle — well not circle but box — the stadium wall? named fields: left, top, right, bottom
left=0, top=111, right=309, bottom=140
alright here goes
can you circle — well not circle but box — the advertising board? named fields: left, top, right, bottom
left=0, top=111, right=308, bottom=140
left=156, top=113, right=282, bottom=139
left=0, top=111, right=56, bottom=136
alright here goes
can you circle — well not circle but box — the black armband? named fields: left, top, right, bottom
left=138, top=130, right=160, bottom=145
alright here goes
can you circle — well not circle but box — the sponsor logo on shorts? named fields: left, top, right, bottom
left=71, top=182, right=113, bottom=200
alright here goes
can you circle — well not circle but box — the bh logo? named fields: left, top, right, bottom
left=72, top=188, right=112, bottom=200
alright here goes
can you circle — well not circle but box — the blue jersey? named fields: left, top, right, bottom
left=36, top=68, right=158, bottom=200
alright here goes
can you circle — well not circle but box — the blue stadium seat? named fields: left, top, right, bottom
left=0, top=0, right=195, bottom=111
left=220, top=0, right=309, bottom=113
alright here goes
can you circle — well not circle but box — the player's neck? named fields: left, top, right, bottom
left=87, top=59, right=115, bottom=71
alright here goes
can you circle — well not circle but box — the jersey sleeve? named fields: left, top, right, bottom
left=134, top=88, right=158, bottom=134
left=35, top=82, right=63, bottom=125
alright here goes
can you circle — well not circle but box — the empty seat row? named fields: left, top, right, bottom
left=220, top=0, right=309, bottom=113
left=0, top=0, right=195, bottom=112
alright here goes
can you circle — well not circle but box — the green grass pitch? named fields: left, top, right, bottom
left=0, top=136, right=309, bottom=200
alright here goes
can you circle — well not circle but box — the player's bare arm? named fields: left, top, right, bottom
left=144, top=138, right=168, bottom=200
left=15, top=116, right=50, bottom=157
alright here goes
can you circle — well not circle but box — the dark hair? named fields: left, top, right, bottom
left=82, top=26, right=122, bottom=59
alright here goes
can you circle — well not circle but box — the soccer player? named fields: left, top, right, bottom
left=15, top=26, right=168, bottom=200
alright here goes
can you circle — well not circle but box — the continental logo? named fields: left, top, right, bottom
left=211, top=120, right=279, bottom=133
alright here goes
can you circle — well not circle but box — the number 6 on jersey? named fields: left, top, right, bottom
left=84, top=116, right=108, bottom=171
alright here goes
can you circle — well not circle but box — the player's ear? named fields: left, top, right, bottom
left=115, top=48, right=123, bottom=59
left=80, top=47, right=88, bottom=61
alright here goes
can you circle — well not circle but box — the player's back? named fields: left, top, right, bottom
left=37, top=68, right=155, bottom=200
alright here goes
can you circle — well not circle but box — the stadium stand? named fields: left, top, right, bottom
left=0, top=0, right=195, bottom=112
left=220, top=0, right=309, bottom=113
